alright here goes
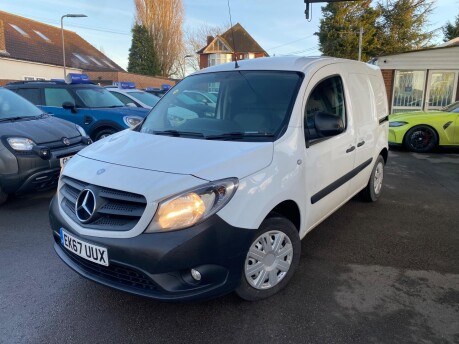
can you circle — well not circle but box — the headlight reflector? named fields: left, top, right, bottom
left=389, top=121, right=408, bottom=127
left=146, top=178, right=238, bottom=232
left=123, top=116, right=143, bottom=128
left=7, top=137, right=35, bottom=151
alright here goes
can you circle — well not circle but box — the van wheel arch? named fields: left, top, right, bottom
left=268, top=200, right=301, bottom=232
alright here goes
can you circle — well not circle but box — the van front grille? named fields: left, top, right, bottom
left=60, top=176, right=147, bottom=231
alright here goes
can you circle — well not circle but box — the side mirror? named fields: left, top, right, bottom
left=62, top=101, right=77, bottom=113
left=126, top=102, right=137, bottom=107
left=314, top=111, right=344, bottom=137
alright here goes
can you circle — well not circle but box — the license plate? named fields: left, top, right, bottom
left=60, top=155, right=73, bottom=168
left=60, top=228, right=109, bottom=266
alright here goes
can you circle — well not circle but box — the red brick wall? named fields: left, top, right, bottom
left=199, top=55, right=209, bottom=69
left=0, top=79, right=16, bottom=86
left=0, top=20, right=6, bottom=52
left=85, top=71, right=176, bottom=89
left=381, top=69, right=394, bottom=110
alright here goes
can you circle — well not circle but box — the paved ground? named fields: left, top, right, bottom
left=1, top=149, right=458, bottom=344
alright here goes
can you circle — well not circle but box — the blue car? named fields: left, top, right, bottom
left=6, top=74, right=150, bottom=141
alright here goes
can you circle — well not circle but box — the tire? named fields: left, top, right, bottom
left=94, top=128, right=117, bottom=141
left=360, top=155, right=385, bottom=202
left=0, top=185, right=8, bottom=206
left=403, top=125, right=438, bottom=153
left=235, top=216, right=301, bottom=301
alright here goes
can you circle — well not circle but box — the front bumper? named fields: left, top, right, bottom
left=0, top=146, right=82, bottom=195
left=49, top=196, right=254, bottom=301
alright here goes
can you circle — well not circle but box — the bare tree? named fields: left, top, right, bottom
left=183, top=23, right=230, bottom=74
left=134, top=0, right=184, bottom=77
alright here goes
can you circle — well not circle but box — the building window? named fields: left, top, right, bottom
left=9, top=24, right=29, bottom=37
left=88, top=56, right=103, bottom=66
left=208, top=53, right=233, bottom=67
left=392, top=70, right=425, bottom=113
left=102, top=59, right=116, bottom=69
left=73, top=53, right=89, bottom=64
left=33, top=30, right=51, bottom=42
left=23, top=76, right=45, bottom=81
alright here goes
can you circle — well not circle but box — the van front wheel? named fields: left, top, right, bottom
left=360, top=155, right=385, bottom=202
left=236, top=216, right=300, bottom=301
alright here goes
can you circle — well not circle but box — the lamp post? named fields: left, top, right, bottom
left=61, top=14, right=87, bottom=78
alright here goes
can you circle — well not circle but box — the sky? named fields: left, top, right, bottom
left=2, top=0, right=458, bottom=70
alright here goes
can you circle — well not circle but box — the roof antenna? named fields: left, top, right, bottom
left=227, top=0, right=239, bottom=69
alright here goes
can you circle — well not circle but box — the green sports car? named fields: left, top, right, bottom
left=389, top=101, right=459, bottom=152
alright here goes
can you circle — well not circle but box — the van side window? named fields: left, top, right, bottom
left=16, top=88, right=41, bottom=105
left=44, top=88, right=75, bottom=107
left=304, top=76, right=346, bottom=140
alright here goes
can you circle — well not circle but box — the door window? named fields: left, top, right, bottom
left=44, top=88, right=75, bottom=107
left=111, top=92, right=137, bottom=106
left=15, top=88, right=41, bottom=105
left=304, top=76, right=346, bottom=141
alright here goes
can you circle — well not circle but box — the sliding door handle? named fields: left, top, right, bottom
left=357, top=140, right=365, bottom=147
left=346, top=146, right=355, bottom=153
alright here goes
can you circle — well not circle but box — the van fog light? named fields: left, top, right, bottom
left=191, top=269, right=201, bottom=281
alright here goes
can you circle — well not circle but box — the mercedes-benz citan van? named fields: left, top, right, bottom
left=50, top=56, right=389, bottom=301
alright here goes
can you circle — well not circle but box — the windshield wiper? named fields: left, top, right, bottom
left=0, top=116, right=34, bottom=122
left=205, top=132, right=275, bottom=140
left=153, top=130, right=205, bottom=138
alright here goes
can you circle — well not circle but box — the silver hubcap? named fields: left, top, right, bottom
left=374, top=162, right=384, bottom=194
left=244, top=230, right=293, bottom=290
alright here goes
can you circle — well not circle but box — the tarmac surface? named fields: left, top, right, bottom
left=1, top=149, right=458, bottom=344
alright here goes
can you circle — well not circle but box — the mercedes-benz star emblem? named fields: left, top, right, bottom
left=75, top=189, right=96, bottom=223
left=62, top=138, right=70, bottom=146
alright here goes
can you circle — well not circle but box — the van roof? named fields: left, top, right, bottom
left=194, top=56, right=380, bottom=74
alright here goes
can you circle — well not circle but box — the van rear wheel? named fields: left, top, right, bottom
left=360, top=155, right=385, bottom=202
left=236, top=216, right=300, bottom=301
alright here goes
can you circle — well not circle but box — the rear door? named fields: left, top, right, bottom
left=302, top=64, right=356, bottom=229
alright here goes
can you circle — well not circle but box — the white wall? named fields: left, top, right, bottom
left=0, top=58, right=82, bottom=80
left=375, top=47, right=459, bottom=70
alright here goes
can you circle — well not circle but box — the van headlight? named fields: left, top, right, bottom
left=123, top=116, right=143, bottom=128
left=7, top=137, right=35, bottom=151
left=146, top=178, right=239, bottom=232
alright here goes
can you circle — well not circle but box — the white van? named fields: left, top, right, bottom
left=50, top=56, right=389, bottom=301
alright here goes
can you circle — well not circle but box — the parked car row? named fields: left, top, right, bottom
left=0, top=74, right=155, bottom=204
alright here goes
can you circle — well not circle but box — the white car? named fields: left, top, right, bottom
left=50, top=56, right=389, bottom=302
left=107, top=85, right=160, bottom=109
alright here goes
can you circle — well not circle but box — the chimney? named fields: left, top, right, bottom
left=0, top=20, right=8, bottom=55
left=207, top=36, right=214, bottom=45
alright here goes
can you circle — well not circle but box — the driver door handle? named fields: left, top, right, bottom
left=357, top=140, right=365, bottom=147
left=346, top=146, right=355, bottom=153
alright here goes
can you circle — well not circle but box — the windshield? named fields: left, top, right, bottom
left=75, top=87, right=125, bottom=108
left=440, top=101, right=459, bottom=113
left=140, top=71, right=303, bottom=141
left=128, top=91, right=160, bottom=107
left=0, top=88, right=43, bottom=119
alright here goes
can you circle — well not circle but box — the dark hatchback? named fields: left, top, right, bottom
left=0, top=88, right=91, bottom=204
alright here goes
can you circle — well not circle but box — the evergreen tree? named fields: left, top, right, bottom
left=127, top=24, right=160, bottom=76
left=376, top=0, right=435, bottom=54
left=316, top=1, right=382, bottom=61
left=316, top=0, right=435, bottom=60
left=443, top=14, right=459, bottom=42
